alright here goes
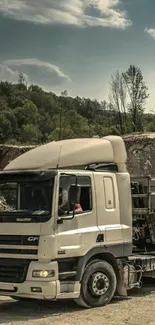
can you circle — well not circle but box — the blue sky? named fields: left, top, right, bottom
left=0, top=0, right=155, bottom=110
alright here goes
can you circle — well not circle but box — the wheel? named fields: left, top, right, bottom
left=75, top=259, right=117, bottom=308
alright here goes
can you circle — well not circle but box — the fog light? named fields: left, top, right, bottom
left=31, top=287, right=42, bottom=293
left=32, top=270, right=55, bottom=278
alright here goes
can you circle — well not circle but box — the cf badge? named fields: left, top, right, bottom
left=28, top=237, right=39, bottom=242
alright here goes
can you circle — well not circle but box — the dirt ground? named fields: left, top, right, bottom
left=1, top=281, right=155, bottom=325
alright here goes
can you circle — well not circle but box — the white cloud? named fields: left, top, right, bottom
left=0, top=58, right=71, bottom=88
left=0, top=0, right=131, bottom=29
left=145, top=27, right=155, bottom=38
left=0, top=64, right=21, bottom=82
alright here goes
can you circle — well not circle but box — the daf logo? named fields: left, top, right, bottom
left=28, top=237, right=39, bottom=242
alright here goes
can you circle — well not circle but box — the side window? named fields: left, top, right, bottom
left=103, top=177, right=115, bottom=209
left=77, top=176, right=92, bottom=213
left=58, top=175, right=92, bottom=216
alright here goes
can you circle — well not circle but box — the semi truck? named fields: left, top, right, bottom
left=0, top=136, right=155, bottom=308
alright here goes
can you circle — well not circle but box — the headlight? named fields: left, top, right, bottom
left=32, top=270, right=55, bottom=278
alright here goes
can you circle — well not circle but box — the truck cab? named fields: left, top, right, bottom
left=0, top=136, right=147, bottom=308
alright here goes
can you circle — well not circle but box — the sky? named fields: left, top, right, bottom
left=0, top=0, right=155, bottom=110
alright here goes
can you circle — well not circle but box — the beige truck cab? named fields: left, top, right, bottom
left=0, top=136, right=154, bottom=308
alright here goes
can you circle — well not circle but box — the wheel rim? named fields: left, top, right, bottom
left=89, top=272, right=110, bottom=297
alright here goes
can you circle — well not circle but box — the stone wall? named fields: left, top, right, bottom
left=124, top=133, right=155, bottom=176
left=0, top=144, right=35, bottom=170
left=1, top=133, right=155, bottom=176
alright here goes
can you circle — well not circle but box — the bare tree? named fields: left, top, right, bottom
left=109, top=71, right=127, bottom=134
left=18, top=73, right=27, bottom=87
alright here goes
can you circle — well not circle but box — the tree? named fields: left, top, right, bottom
left=109, top=71, right=127, bottom=134
left=122, top=65, right=149, bottom=132
left=0, top=98, right=9, bottom=111
left=49, top=110, right=89, bottom=141
left=18, top=73, right=27, bottom=85
left=0, top=110, right=18, bottom=143
left=61, top=90, right=68, bottom=97
left=21, top=124, right=41, bottom=144
left=28, top=85, right=59, bottom=117
left=0, top=81, right=14, bottom=108
left=0, top=65, right=152, bottom=145
left=13, top=100, right=40, bottom=142
left=17, top=73, right=27, bottom=93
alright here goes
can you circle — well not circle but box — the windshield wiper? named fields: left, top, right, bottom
left=32, top=210, right=49, bottom=216
left=0, top=209, right=49, bottom=216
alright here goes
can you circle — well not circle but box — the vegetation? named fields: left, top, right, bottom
left=0, top=64, right=154, bottom=145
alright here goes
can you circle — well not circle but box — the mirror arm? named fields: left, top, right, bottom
left=57, top=214, right=74, bottom=224
left=57, top=203, right=76, bottom=224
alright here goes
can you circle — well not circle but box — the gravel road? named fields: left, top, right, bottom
left=1, top=280, right=155, bottom=325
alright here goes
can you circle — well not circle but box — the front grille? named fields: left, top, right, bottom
left=0, top=235, right=39, bottom=246
left=0, top=249, right=38, bottom=255
left=0, top=259, right=31, bottom=283
left=0, top=235, right=39, bottom=255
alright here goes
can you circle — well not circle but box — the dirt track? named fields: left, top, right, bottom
left=1, top=281, right=155, bottom=325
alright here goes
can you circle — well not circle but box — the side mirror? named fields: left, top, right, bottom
left=68, top=185, right=79, bottom=204
left=57, top=185, right=80, bottom=224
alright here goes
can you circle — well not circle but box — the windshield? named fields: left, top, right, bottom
left=0, top=179, right=54, bottom=223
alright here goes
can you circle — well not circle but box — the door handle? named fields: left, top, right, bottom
left=96, top=234, right=104, bottom=243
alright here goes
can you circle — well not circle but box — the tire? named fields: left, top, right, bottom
left=75, top=259, right=117, bottom=308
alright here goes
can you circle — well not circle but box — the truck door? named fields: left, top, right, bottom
left=94, top=172, right=124, bottom=256
left=55, top=172, right=101, bottom=259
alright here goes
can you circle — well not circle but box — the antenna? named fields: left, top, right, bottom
left=57, top=145, right=62, bottom=169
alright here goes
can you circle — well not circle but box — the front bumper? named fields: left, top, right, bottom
left=0, top=260, right=80, bottom=300
left=0, top=260, right=59, bottom=299
left=0, top=280, right=58, bottom=299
